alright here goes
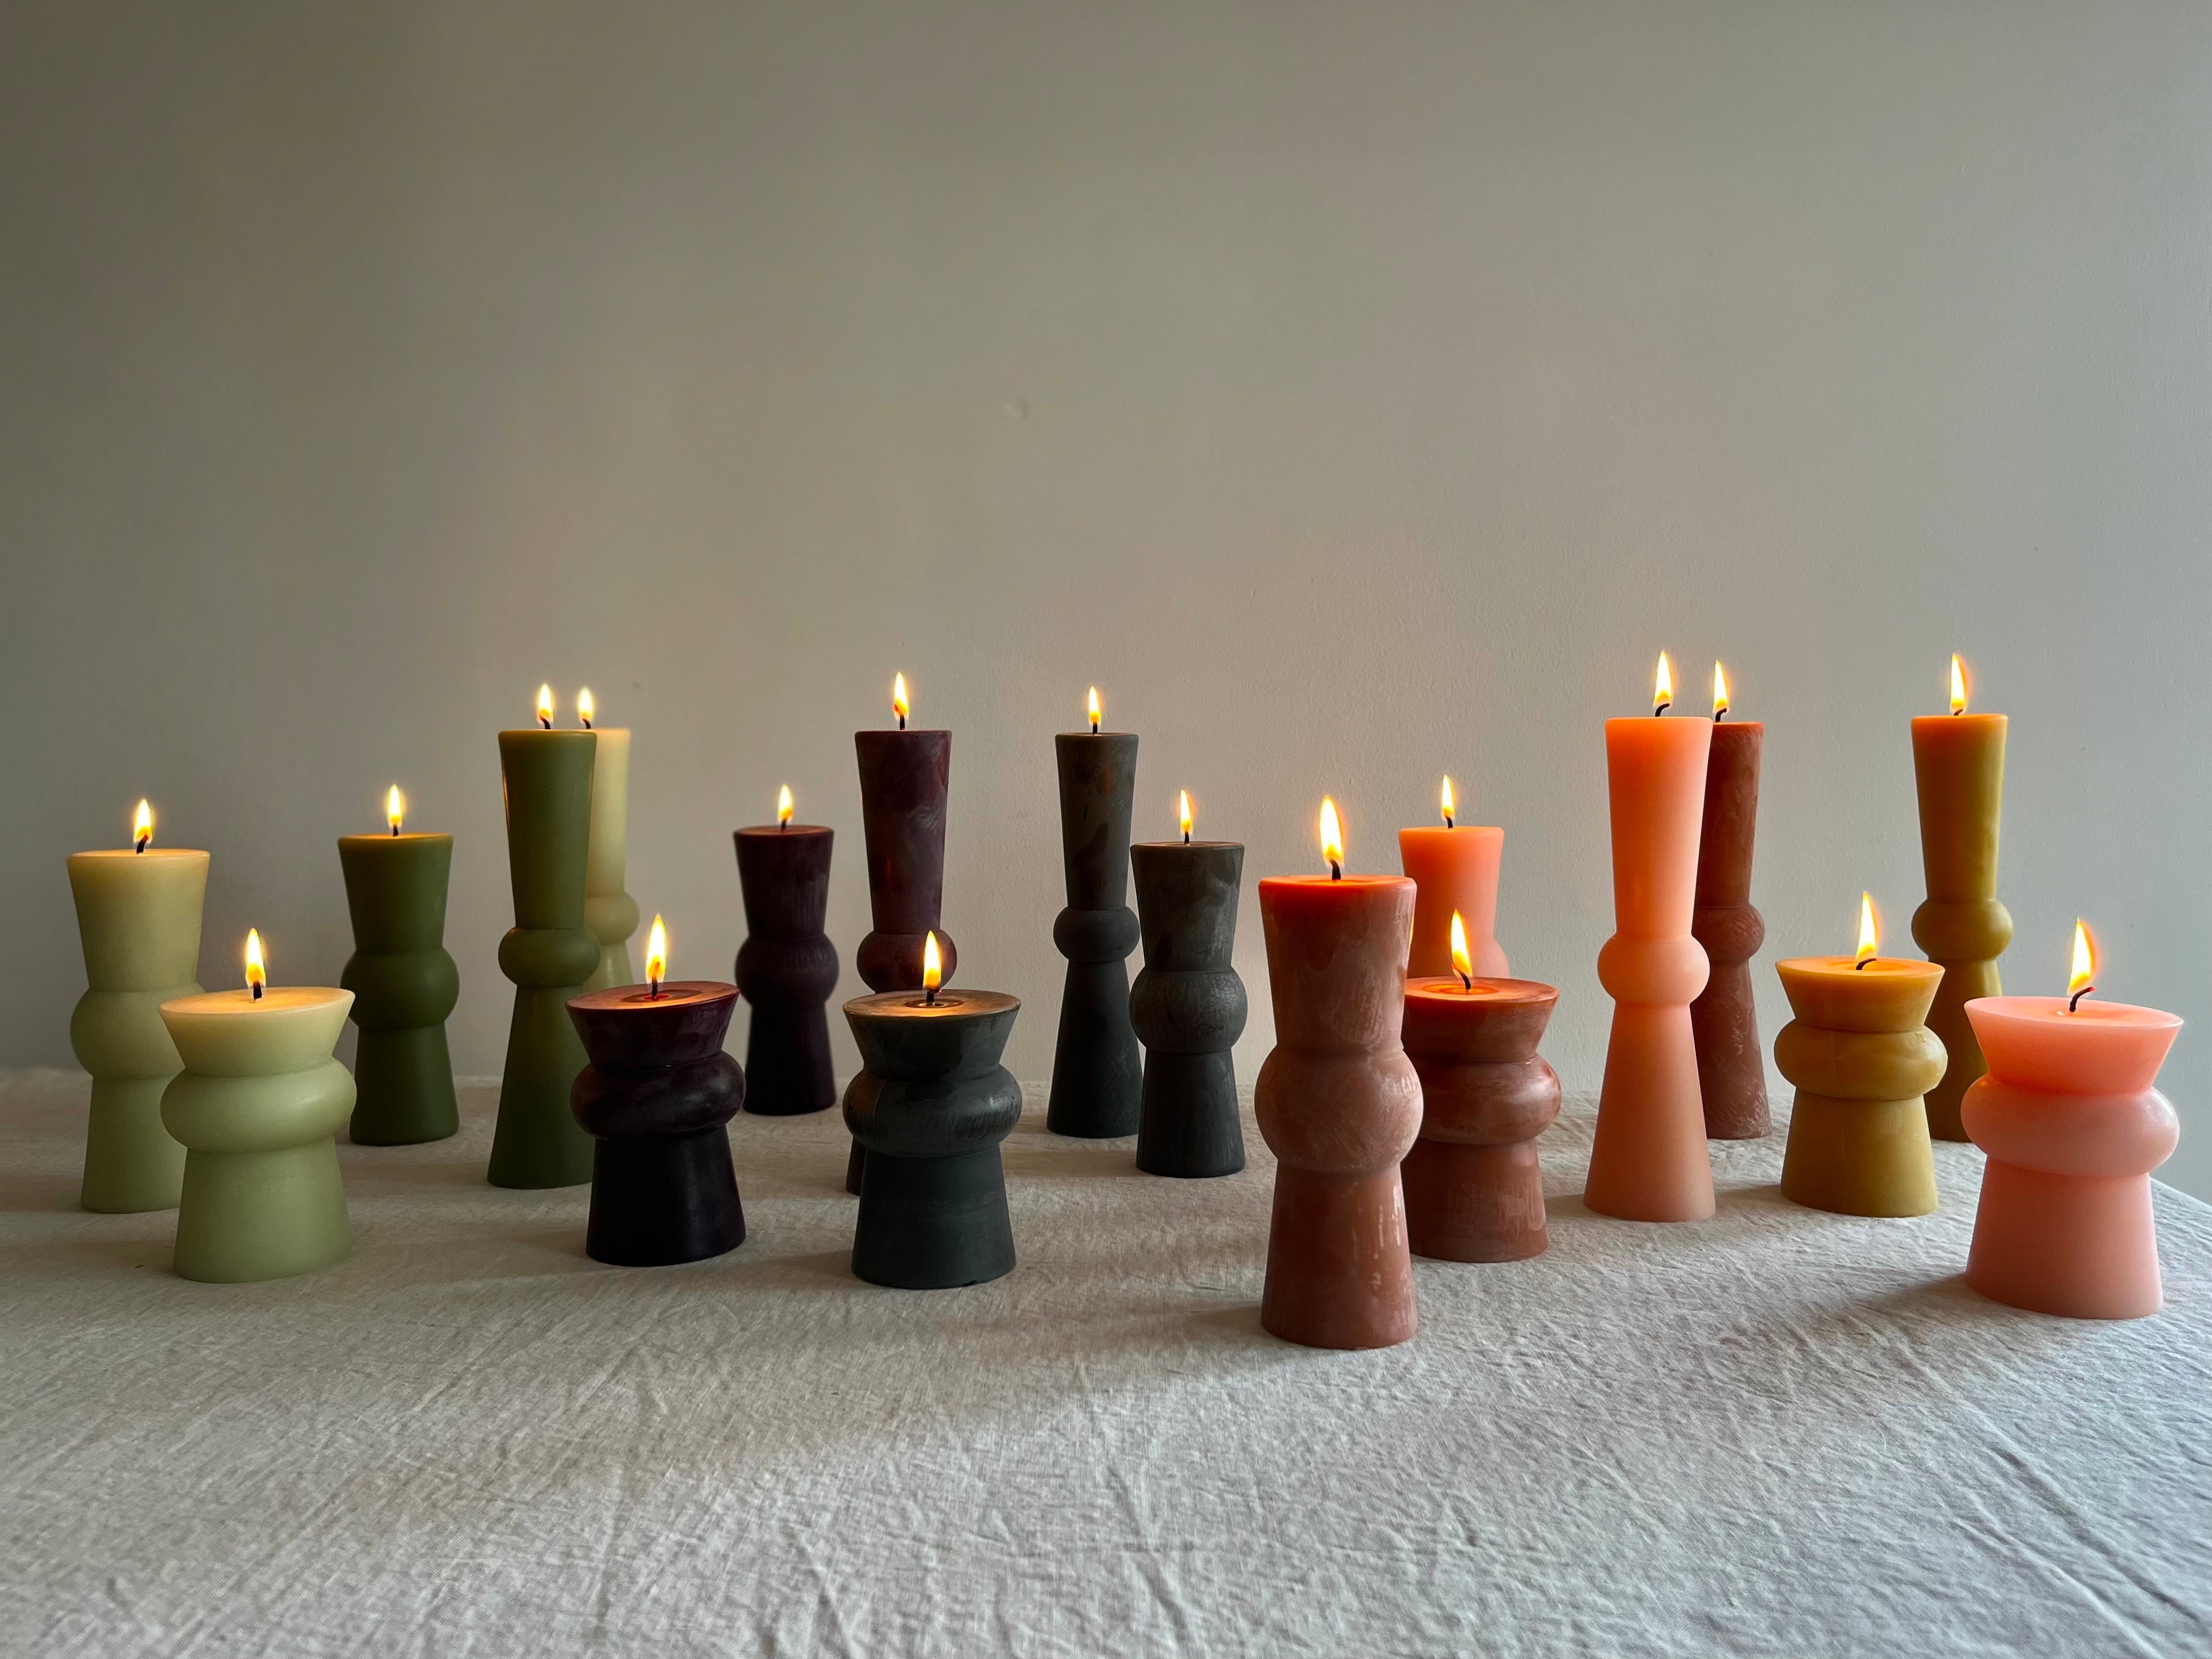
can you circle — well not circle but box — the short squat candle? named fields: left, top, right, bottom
left=578, top=690, right=642, bottom=992
left=842, top=940, right=1022, bottom=1290
left=1255, top=800, right=1422, bottom=1350
left=1689, top=664, right=1770, bottom=1139
left=1961, top=924, right=2182, bottom=1320
left=1398, top=775, right=1508, bottom=978
left=337, top=786, right=460, bottom=1145
left=159, top=932, right=355, bottom=1283
left=1400, top=918, right=1561, bottom=1263
left=1047, top=686, right=1143, bottom=1138
left=1585, top=655, right=1716, bottom=1223
left=1771, top=895, right=1944, bottom=1217
left=67, top=800, right=205, bottom=1212
left=1912, top=656, right=2012, bottom=1140
left=733, top=787, right=838, bottom=1115
left=1129, top=792, right=1246, bottom=1178
left=488, top=686, right=599, bottom=1189
left=567, top=920, right=747, bottom=1267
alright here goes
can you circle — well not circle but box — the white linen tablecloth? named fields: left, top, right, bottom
left=2, top=1065, right=2207, bottom=1658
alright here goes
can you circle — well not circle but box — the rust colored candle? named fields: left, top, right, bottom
left=1254, top=799, right=1422, bottom=1350
left=1689, top=665, right=1769, bottom=1139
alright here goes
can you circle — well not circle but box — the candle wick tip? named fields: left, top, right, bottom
left=2068, top=985, right=2094, bottom=1013
left=1458, top=971, right=1472, bottom=991
left=1855, top=957, right=1874, bottom=971
left=1329, top=861, right=1341, bottom=881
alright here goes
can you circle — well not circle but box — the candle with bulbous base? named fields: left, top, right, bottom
left=1690, top=721, right=1769, bottom=1139
left=1048, top=731, right=1142, bottom=1139
left=338, top=832, right=460, bottom=1146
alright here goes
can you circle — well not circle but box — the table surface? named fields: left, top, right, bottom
left=2, top=1066, right=2207, bottom=1659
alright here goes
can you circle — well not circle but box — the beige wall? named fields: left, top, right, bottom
left=7, top=2, right=2209, bottom=1197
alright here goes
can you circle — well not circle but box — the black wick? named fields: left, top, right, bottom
left=923, top=983, right=938, bottom=1007
left=898, top=713, right=906, bottom=731
left=1444, top=811, right=1454, bottom=828
left=582, top=717, right=592, bottom=731
left=1654, top=699, right=1671, bottom=717
left=2068, top=984, right=2094, bottom=1013
left=390, top=822, right=399, bottom=837
left=134, top=834, right=149, bottom=854
left=1458, top=967, right=1472, bottom=991
left=251, top=981, right=263, bottom=1002
left=1855, top=956, right=1875, bottom=972
left=1328, top=859, right=1342, bottom=881
left=538, top=713, right=552, bottom=730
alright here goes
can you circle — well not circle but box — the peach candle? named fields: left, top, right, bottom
left=1398, top=776, right=1508, bottom=978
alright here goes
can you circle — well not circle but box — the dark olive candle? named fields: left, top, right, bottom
left=1047, top=712, right=1142, bottom=1139
left=733, top=814, right=838, bottom=1116
left=1689, top=704, right=1770, bottom=1139
left=568, top=979, right=746, bottom=1266
left=337, top=792, right=460, bottom=1145
left=1129, top=823, right=1246, bottom=1177
left=488, top=716, right=599, bottom=1189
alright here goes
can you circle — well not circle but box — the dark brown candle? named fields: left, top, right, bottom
left=1689, top=716, right=1769, bottom=1139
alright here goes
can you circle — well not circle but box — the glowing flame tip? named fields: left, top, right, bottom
left=922, top=931, right=943, bottom=993
left=646, top=915, right=668, bottom=990
left=244, top=928, right=267, bottom=994
left=1086, top=685, right=1102, bottom=732
left=385, top=785, right=405, bottom=833
left=2068, top=920, right=2096, bottom=1002
left=577, top=687, right=595, bottom=729
left=891, top=673, right=910, bottom=725
left=132, top=799, right=154, bottom=850
left=777, top=784, right=794, bottom=826
left=1318, top=797, right=1344, bottom=874
left=1178, top=789, right=1193, bottom=839
left=1449, top=910, right=1473, bottom=986
left=1654, top=652, right=1674, bottom=714
left=1440, top=775, right=1456, bottom=826
left=535, top=684, right=555, bottom=727
left=1855, top=892, right=1880, bottom=965
left=1949, top=654, right=1969, bottom=715
left=1713, top=661, right=1730, bottom=719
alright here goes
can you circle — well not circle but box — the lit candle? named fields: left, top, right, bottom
left=337, top=783, right=460, bottom=1146
left=1960, top=923, right=2183, bottom=1318
left=1689, top=659, right=1770, bottom=1139
left=578, top=687, right=640, bottom=992
left=1049, top=683, right=1142, bottom=1139
left=1398, top=774, right=1509, bottom=980
left=734, top=784, right=838, bottom=1117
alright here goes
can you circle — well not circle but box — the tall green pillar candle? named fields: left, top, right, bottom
left=160, top=979, right=355, bottom=1283
left=490, top=725, right=599, bottom=1188
left=67, top=832, right=207, bottom=1212
left=338, top=794, right=460, bottom=1145
left=582, top=716, right=639, bottom=992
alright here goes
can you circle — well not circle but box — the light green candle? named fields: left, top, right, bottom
left=580, top=698, right=638, bottom=991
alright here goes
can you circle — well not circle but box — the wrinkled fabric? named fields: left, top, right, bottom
left=1, top=1065, right=2206, bottom=1658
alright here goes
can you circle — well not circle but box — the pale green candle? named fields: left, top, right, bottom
left=580, top=702, right=638, bottom=991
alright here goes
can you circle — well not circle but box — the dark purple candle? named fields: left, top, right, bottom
left=733, top=810, right=838, bottom=1116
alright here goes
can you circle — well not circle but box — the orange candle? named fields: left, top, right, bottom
left=1398, top=775, right=1508, bottom=978
left=1585, top=654, right=1716, bottom=1222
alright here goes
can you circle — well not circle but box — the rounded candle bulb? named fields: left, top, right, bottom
left=777, top=784, right=794, bottom=828
left=1950, top=653, right=1969, bottom=715
left=892, top=672, right=910, bottom=730
left=1440, top=775, right=1455, bottom=828
left=535, top=683, right=555, bottom=729
left=922, top=930, right=943, bottom=1005
left=1654, top=652, right=1674, bottom=715
left=645, top=914, right=667, bottom=998
left=386, top=784, right=405, bottom=835
left=133, top=798, right=155, bottom=853
left=244, top=928, right=267, bottom=1001
left=1318, top=797, right=1344, bottom=881
left=1178, top=789, right=1193, bottom=844
left=1713, top=661, right=1730, bottom=721
left=577, top=687, right=595, bottom=730
left=1087, top=685, right=1102, bottom=735
left=1855, top=891, right=1880, bottom=969
left=1449, top=910, right=1473, bottom=990
left=2067, top=919, right=2096, bottom=1012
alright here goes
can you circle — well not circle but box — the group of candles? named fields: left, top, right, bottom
left=63, top=656, right=2183, bottom=1339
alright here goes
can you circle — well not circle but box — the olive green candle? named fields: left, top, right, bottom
left=338, top=804, right=460, bottom=1146
left=489, top=727, right=599, bottom=1189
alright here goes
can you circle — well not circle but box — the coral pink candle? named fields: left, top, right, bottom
left=1962, top=923, right=2183, bottom=1319
left=1585, top=654, right=1716, bottom=1222
left=1398, top=775, right=1508, bottom=978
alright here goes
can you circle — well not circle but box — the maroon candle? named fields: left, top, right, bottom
left=733, top=804, right=837, bottom=1116
left=1689, top=684, right=1769, bottom=1139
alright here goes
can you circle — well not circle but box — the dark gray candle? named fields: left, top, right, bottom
left=1130, top=839, right=1247, bottom=1177
left=1047, top=729, right=1142, bottom=1138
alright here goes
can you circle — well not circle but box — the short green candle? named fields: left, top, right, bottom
left=67, top=841, right=207, bottom=1213
left=582, top=720, right=639, bottom=992
left=338, top=808, right=460, bottom=1146
left=489, top=727, right=599, bottom=1189
left=160, top=984, right=356, bottom=1283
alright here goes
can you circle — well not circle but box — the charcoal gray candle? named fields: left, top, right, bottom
left=1047, top=688, right=1141, bottom=1138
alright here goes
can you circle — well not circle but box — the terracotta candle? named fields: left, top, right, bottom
left=847, top=673, right=959, bottom=1193
left=488, top=686, right=599, bottom=1189
left=1585, top=655, right=1716, bottom=1223
left=1689, top=664, right=1770, bottom=1139
left=578, top=690, right=641, bottom=992
left=1911, top=656, right=2012, bottom=1140
left=337, top=786, right=460, bottom=1146
left=733, top=787, right=838, bottom=1116
left=1400, top=917, right=1561, bottom=1262
left=1254, top=799, right=1423, bottom=1350
left=568, top=919, right=747, bottom=1267
left=1962, top=924, right=2182, bottom=1319
left=1130, top=791, right=1247, bottom=1178
left=159, top=932, right=355, bottom=1283
left=66, top=800, right=205, bottom=1212
left=1771, top=895, right=1944, bottom=1217
left=1048, top=686, right=1142, bottom=1138
left=1398, top=775, right=1508, bottom=978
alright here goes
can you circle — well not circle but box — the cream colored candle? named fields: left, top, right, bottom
left=579, top=691, right=638, bottom=991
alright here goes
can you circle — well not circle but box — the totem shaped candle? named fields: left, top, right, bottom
left=1911, top=656, right=2012, bottom=1140
left=843, top=957, right=1022, bottom=1289
left=1398, top=775, right=1508, bottom=978
left=1962, top=924, right=2182, bottom=1319
left=1689, top=665, right=1769, bottom=1139
left=1585, top=656, right=1716, bottom=1223
left=733, top=788, right=838, bottom=1115
left=488, top=688, right=599, bottom=1189
left=160, top=932, right=355, bottom=1283
left=1048, top=687, right=1142, bottom=1138
left=578, top=691, right=641, bottom=992
left=1255, top=799, right=1423, bottom=1350
left=67, top=800, right=205, bottom=1212
left=338, top=786, right=460, bottom=1145
left=1772, top=895, right=1944, bottom=1217
left=1130, top=792, right=1246, bottom=1178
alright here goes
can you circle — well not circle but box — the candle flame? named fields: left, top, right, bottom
left=1449, top=910, right=1473, bottom=988
left=1440, top=775, right=1456, bottom=827
left=132, top=799, right=154, bottom=851
left=1178, top=789, right=1193, bottom=839
left=1855, top=892, right=1880, bottom=966
left=1087, top=685, right=1102, bottom=733
left=1713, top=661, right=1730, bottom=719
left=922, top=931, right=943, bottom=993
left=1654, top=652, right=1674, bottom=714
left=777, top=784, right=794, bottom=827
left=2068, top=919, right=2096, bottom=1003
left=1949, top=654, right=1968, bottom=715
left=244, top=928, right=266, bottom=997
left=577, top=687, right=595, bottom=730
left=646, top=915, right=667, bottom=992
left=386, top=785, right=405, bottom=833
left=892, top=672, right=910, bottom=726
left=536, top=684, right=555, bottom=728
left=1318, top=797, right=1344, bottom=876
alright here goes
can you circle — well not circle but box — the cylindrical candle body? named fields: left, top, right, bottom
left=734, top=826, right=838, bottom=1116
left=1587, top=716, right=1716, bottom=1222
left=568, top=981, right=746, bottom=1266
left=159, top=987, right=356, bottom=1283
left=1961, top=997, right=2182, bottom=1319
left=1400, top=978, right=1561, bottom=1262
left=66, top=849, right=207, bottom=1212
left=1689, top=721, right=1769, bottom=1139
left=1129, top=841, right=1247, bottom=1177
left=582, top=727, right=640, bottom=992
left=1397, top=825, right=1508, bottom=978
left=1772, top=958, right=1945, bottom=1216
left=1911, top=713, right=2012, bottom=1140
left=842, top=990, right=1023, bottom=1289
left=1254, top=875, right=1422, bottom=1350
left=490, top=730, right=600, bottom=1189
left=338, top=833, right=460, bottom=1146
left=1048, top=732, right=1142, bottom=1138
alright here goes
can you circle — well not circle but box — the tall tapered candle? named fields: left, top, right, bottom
left=1048, top=685, right=1142, bottom=1138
